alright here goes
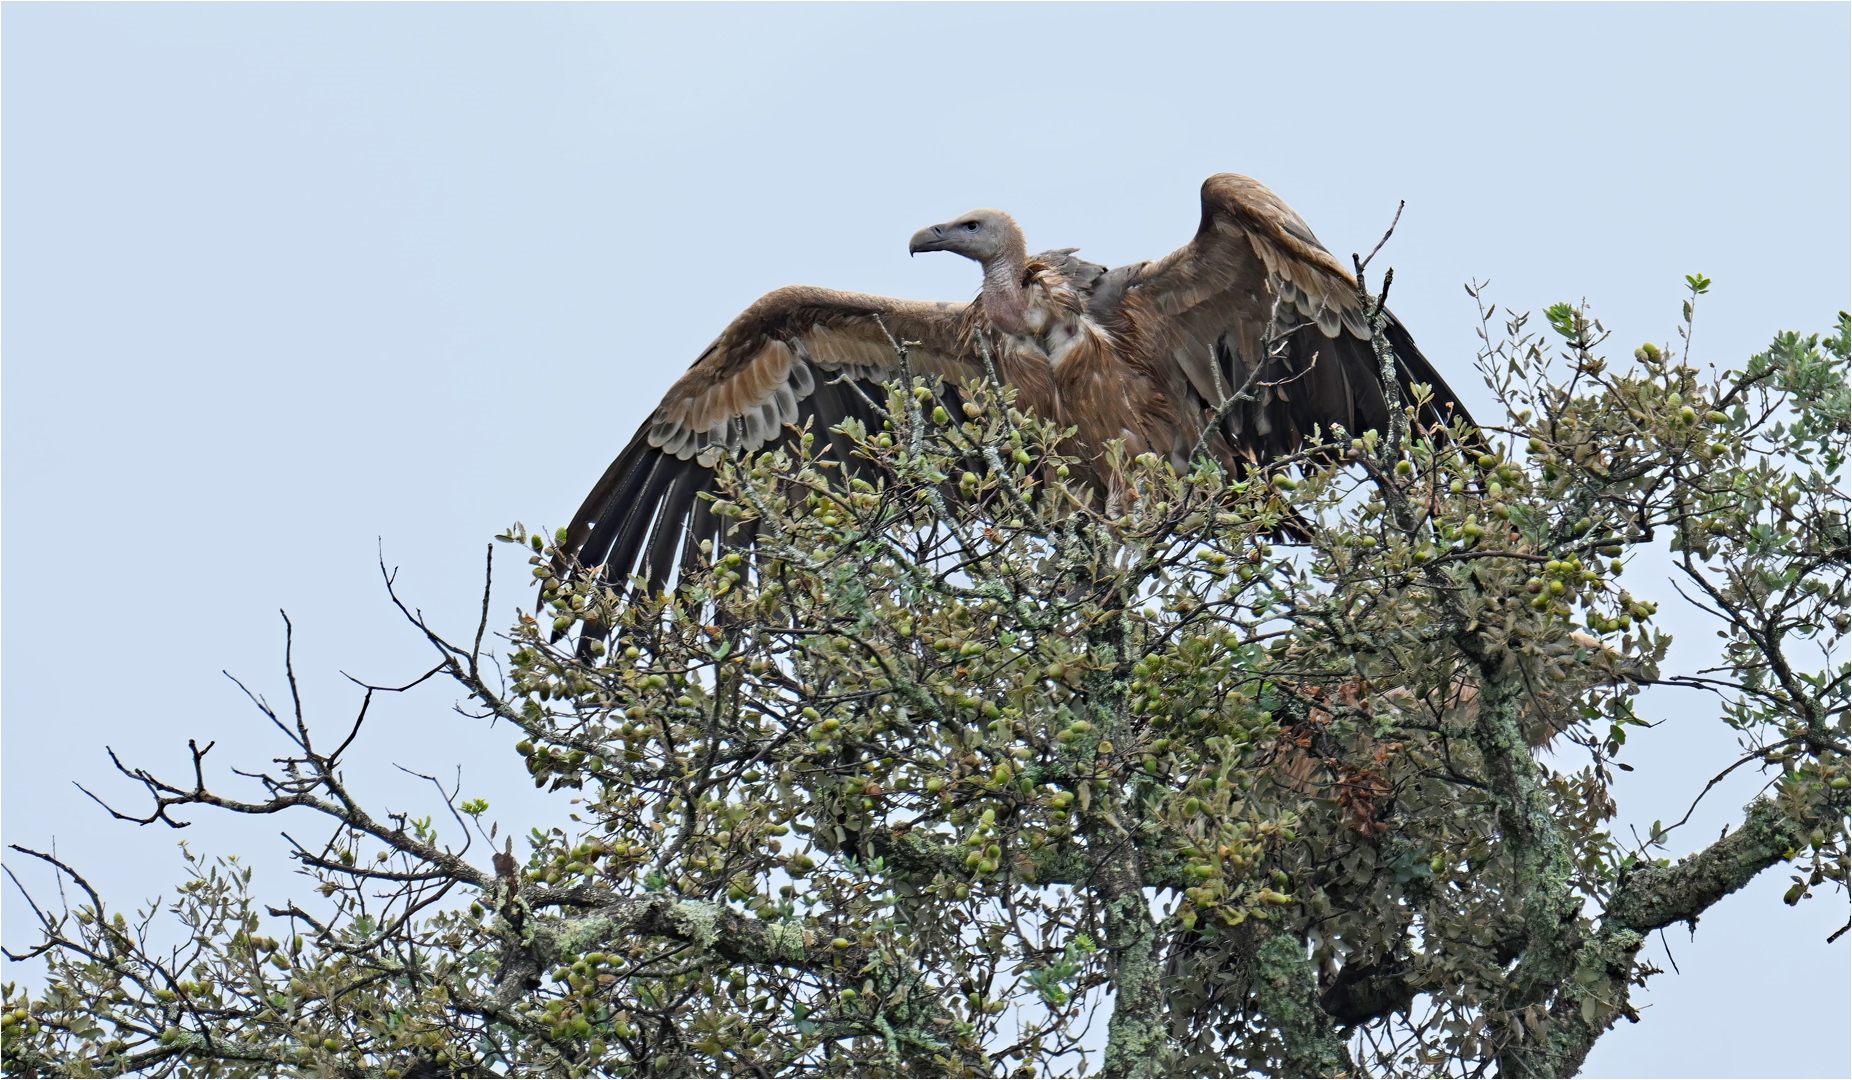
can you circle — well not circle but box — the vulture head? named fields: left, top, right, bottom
left=908, top=209, right=1023, bottom=267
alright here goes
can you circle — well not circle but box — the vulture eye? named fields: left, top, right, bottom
left=964, top=221, right=980, bottom=231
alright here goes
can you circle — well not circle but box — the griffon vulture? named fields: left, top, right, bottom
left=560, top=173, right=1472, bottom=593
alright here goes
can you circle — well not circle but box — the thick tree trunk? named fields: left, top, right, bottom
left=1098, top=847, right=1166, bottom=1079
left=1471, top=669, right=1586, bottom=1078
left=1252, top=932, right=1356, bottom=1078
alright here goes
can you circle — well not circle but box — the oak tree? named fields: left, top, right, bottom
left=5, top=280, right=1846, bottom=1078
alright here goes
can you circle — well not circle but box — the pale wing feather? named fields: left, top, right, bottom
left=648, top=290, right=978, bottom=464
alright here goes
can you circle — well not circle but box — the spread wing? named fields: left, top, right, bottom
left=561, top=286, right=982, bottom=596
left=1101, top=173, right=1474, bottom=464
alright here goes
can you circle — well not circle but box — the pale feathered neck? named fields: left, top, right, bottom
left=978, top=228, right=1031, bottom=334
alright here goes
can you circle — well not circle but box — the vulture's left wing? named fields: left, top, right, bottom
left=1099, top=173, right=1473, bottom=464
left=559, top=286, right=988, bottom=600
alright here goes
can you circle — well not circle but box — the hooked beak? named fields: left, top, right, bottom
left=908, top=223, right=948, bottom=256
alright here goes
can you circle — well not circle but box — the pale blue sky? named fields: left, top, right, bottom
left=4, top=4, right=1847, bottom=1076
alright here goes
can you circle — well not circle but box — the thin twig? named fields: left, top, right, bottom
left=1355, top=200, right=1405, bottom=275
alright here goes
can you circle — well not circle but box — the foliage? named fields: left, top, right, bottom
left=4, top=284, right=1846, bottom=1078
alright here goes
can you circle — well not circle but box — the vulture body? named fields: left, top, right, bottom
left=562, top=174, right=1472, bottom=594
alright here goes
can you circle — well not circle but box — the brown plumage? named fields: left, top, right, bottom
left=560, top=174, right=1473, bottom=594
left=1092, top=173, right=1465, bottom=467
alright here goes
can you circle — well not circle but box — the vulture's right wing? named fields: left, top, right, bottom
left=1102, top=174, right=1474, bottom=464
left=560, top=286, right=985, bottom=596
